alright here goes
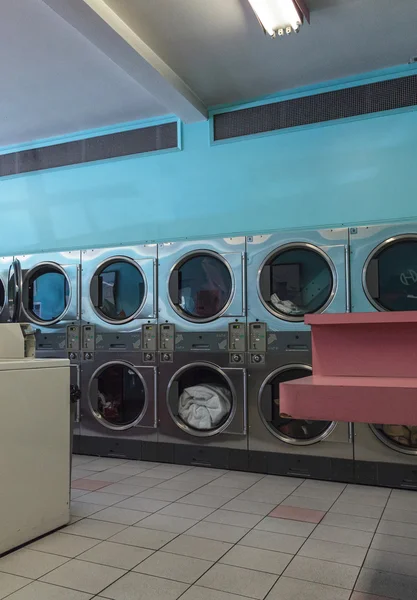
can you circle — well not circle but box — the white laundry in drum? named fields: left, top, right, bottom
left=270, top=293, right=303, bottom=315
left=178, top=384, right=232, bottom=430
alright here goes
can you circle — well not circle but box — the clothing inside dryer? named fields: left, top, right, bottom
left=261, top=247, right=333, bottom=318
left=94, top=260, right=145, bottom=321
left=92, top=364, right=146, bottom=427
left=27, top=266, right=70, bottom=322
left=365, top=240, right=417, bottom=311
left=175, top=254, right=232, bottom=319
left=374, top=424, right=417, bottom=449
left=263, top=367, right=333, bottom=441
left=171, top=366, right=233, bottom=431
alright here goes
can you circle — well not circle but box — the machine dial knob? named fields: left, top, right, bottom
left=145, top=353, right=153, bottom=361
left=232, top=354, right=242, bottom=363
left=253, top=354, right=262, bottom=363
left=163, top=353, right=171, bottom=362
left=85, top=352, right=92, bottom=360
left=69, top=352, right=76, bottom=360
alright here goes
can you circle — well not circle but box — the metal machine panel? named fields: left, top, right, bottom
left=247, top=228, right=348, bottom=332
left=350, top=222, right=417, bottom=313
left=79, top=351, right=158, bottom=455
left=158, top=351, right=247, bottom=450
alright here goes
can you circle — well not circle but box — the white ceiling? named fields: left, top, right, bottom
left=105, top=0, right=417, bottom=106
left=0, top=0, right=168, bottom=147
left=2, top=0, right=417, bottom=146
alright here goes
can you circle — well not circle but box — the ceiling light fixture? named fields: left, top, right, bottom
left=248, top=0, right=310, bottom=37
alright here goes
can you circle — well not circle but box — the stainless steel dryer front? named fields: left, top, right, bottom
left=79, top=351, right=157, bottom=459
left=158, top=237, right=245, bottom=343
left=350, top=222, right=417, bottom=488
left=157, top=348, right=247, bottom=469
left=247, top=329, right=353, bottom=480
left=81, top=244, right=157, bottom=351
left=13, top=251, right=81, bottom=353
left=350, top=222, right=417, bottom=313
left=354, top=423, right=417, bottom=489
left=247, top=228, right=349, bottom=333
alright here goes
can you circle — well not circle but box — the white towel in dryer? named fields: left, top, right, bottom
left=178, top=384, right=232, bottom=430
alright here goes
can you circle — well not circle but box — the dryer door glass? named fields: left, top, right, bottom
left=364, top=239, right=417, bottom=311
left=170, top=254, right=233, bottom=321
left=260, top=367, right=335, bottom=445
left=91, top=260, right=145, bottom=323
left=260, top=246, right=333, bottom=321
left=0, top=279, right=4, bottom=315
left=168, top=364, right=234, bottom=436
left=370, top=424, right=417, bottom=455
left=24, top=264, right=69, bottom=324
left=90, top=363, right=147, bottom=430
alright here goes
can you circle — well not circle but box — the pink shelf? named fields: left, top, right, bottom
left=280, top=311, right=417, bottom=425
left=280, top=375, right=417, bottom=425
left=305, top=312, right=417, bottom=326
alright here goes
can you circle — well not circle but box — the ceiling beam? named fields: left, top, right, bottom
left=42, top=0, right=208, bottom=123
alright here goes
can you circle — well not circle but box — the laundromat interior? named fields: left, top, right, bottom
left=2, top=1, right=417, bottom=599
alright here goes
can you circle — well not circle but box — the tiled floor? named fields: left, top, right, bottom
left=1, top=458, right=417, bottom=599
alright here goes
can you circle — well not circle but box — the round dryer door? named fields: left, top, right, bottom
left=259, top=244, right=335, bottom=321
left=169, top=251, right=233, bottom=322
left=370, top=424, right=417, bottom=456
left=22, top=262, right=70, bottom=325
left=90, top=258, right=146, bottom=324
left=0, top=278, right=5, bottom=316
left=89, top=362, right=147, bottom=430
left=259, top=365, right=336, bottom=445
left=167, top=362, right=236, bottom=436
left=363, top=236, right=417, bottom=312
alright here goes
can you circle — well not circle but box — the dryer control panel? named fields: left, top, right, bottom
left=228, top=322, right=245, bottom=364
left=159, top=324, right=175, bottom=351
left=142, top=324, right=157, bottom=351
left=248, top=322, right=266, bottom=365
left=249, top=322, right=266, bottom=352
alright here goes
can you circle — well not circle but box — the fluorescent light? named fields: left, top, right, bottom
left=248, top=0, right=309, bottom=37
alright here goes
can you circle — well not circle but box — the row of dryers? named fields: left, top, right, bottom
left=1, top=222, right=416, bottom=487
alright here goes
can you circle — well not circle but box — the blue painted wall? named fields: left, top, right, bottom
left=1, top=67, right=417, bottom=256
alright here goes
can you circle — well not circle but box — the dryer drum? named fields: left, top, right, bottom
left=258, top=243, right=335, bottom=322
left=23, top=263, right=70, bottom=325
left=363, top=235, right=417, bottom=312
left=169, top=251, right=234, bottom=322
left=167, top=363, right=236, bottom=437
left=90, top=257, right=147, bottom=324
left=259, top=365, right=336, bottom=445
left=88, top=362, right=148, bottom=431
left=370, top=424, right=417, bottom=456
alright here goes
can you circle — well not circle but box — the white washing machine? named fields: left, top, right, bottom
left=0, top=324, right=70, bottom=554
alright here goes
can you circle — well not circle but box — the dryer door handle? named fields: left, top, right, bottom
left=348, top=422, right=354, bottom=443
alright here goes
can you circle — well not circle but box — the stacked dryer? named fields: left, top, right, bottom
left=157, top=237, right=247, bottom=468
left=78, top=245, right=158, bottom=459
left=350, top=223, right=417, bottom=488
left=11, top=251, right=82, bottom=446
left=0, top=256, right=14, bottom=323
left=246, top=228, right=353, bottom=480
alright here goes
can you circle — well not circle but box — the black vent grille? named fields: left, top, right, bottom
left=213, top=75, right=417, bottom=141
left=0, top=121, right=178, bottom=178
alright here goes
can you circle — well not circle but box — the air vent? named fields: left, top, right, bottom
left=0, top=122, right=178, bottom=178
left=213, top=75, right=417, bottom=141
